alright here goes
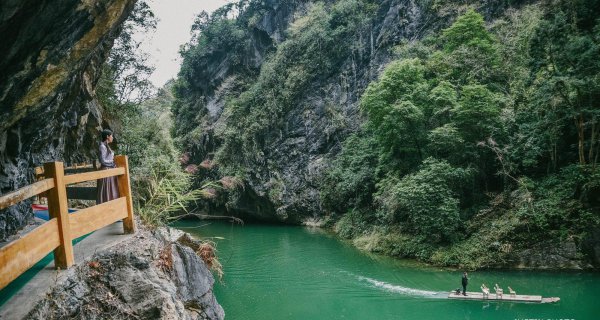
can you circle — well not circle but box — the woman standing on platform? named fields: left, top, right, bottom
left=97, top=129, right=119, bottom=204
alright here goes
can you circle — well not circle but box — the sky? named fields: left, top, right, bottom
left=138, top=0, right=231, bottom=88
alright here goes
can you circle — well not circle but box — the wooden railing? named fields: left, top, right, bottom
left=0, top=155, right=135, bottom=290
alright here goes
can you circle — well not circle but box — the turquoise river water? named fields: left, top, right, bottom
left=172, top=221, right=599, bottom=320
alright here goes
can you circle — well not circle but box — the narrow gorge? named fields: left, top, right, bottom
left=172, top=0, right=600, bottom=269
left=1, top=0, right=599, bottom=319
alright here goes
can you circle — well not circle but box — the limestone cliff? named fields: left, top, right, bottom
left=0, top=0, right=135, bottom=240
left=173, top=0, right=525, bottom=222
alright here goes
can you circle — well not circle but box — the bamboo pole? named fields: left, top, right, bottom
left=115, top=155, right=135, bottom=233
left=43, top=161, right=74, bottom=268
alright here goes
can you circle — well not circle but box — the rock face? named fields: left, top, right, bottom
left=582, top=228, right=600, bottom=267
left=508, top=241, right=592, bottom=270
left=178, top=0, right=523, bottom=222
left=26, top=227, right=225, bottom=320
left=0, top=0, right=135, bottom=241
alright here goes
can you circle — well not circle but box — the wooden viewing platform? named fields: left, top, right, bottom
left=0, top=155, right=135, bottom=291
left=448, top=291, right=560, bottom=303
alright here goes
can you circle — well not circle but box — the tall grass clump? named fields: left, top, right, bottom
left=133, top=158, right=219, bottom=226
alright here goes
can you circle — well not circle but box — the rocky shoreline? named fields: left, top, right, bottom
left=303, top=219, right=598, bottom=270
left=25, top=227, right=224, bottom=320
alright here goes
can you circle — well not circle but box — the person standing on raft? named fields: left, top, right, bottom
left=461, top=272, right=469, bottom=296
left=96, top=129, right=119, bottom=204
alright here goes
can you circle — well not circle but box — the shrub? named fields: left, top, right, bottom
left=515, top=165, right=600, bottom=237
left=321, top=132, right=379, bottom=213
left=334, top=209, right=374, bottom=239
left=375, top=158, right=471, bottom=243
left=134, top=158, right=213, bottom=226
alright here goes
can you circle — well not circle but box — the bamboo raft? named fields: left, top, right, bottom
left=448, top=291, right=560, bottom=303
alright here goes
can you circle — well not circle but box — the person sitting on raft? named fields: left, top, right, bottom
left=481, top=284, right=490, bottom=298
left=494, top=283, right=504, bottom=298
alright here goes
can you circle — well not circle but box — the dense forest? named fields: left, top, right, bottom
left=108, top=0, right=600, bottom=269
left=318, top=2, right=600, bottom=268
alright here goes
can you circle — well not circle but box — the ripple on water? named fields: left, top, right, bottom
left=357, top=275, right=445, bottom=298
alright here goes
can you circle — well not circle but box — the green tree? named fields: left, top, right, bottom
left=452, top=84, right=503, bottom=143
left=106, top=0, right=157, bottom=104
left=361, top=59, right=428, bottom=166
left=442, top=9, right=495, bottom=54
left=427, top=124, right=464, bottom=162
left=321, top=132, right=379, bottom=213
left=431, top=9, right=500, bottom=86
left=376, top=158, right=470, bottom=243
left=528, top=10, right=600, bottom=167
left=426, top=80, right=458, bottom=127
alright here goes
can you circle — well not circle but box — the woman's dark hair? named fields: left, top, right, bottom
left=101, top=129, right=113, bottom=142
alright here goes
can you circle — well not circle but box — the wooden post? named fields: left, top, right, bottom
left=44, top=161, right=74, bottom=268
left=34, top=166, right=47, bottom=203
left=115, top=155, right=136, bottom=233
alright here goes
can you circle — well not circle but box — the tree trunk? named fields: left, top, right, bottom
left=589, top=118, right=598, bottom=168
left=576, top=114, right=586, bottom=165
